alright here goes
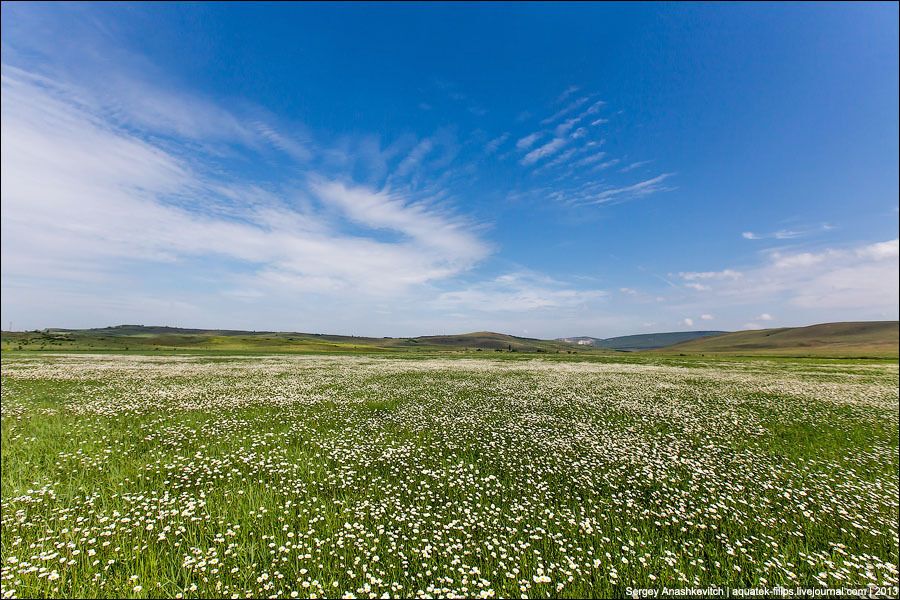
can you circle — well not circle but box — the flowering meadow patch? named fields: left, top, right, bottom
left=1, top=354, right=897, bottom=598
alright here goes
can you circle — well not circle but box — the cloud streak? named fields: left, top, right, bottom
left=521, top=138, right=567, bottom=166
left=742, top=223, right=834, bottom=241
left=1, top=66, right=490, bottom=306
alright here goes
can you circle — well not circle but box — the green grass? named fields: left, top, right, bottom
left=1, top=353, right=898, bottom=598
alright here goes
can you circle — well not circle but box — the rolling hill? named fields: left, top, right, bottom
left=3, top=322, right=897, bottom=357
left=0, top=325, right=596, bottom=354
left=662, top=321, right=899, bottom=357
left=559, top=331, right=727, bottom=351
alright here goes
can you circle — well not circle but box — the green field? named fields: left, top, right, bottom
left=1, top=352, right=898, bottom=598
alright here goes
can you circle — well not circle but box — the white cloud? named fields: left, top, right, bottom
left=742, top=223, right=834, bottom=241
left=856, top=238, right=898, bottom=260
left=521, top=138, right=567, bottom=166
left=700, top=314, right=714, bottom=320
left=677, top=239, right=899, bottom=318
left=0, top=66, right=490, bottom=307
left=434, top=272, right=606, bottom=313
left=579, top=100, right=606, bottom=117
left=484, top=132, right=509, bottom=154
left=582, top=174, right=674, bottom=205
left=771, top=252, right=826, bottom=269
left=393, top=138, right=434, bottom=178
left=516, top=132, right=542, bottom=151
left=573, top=152, right=608, bottom=168
left=8, top=63, right=652, bottom=337
left=788, top=263, right=898, bottom=310
left=21, top=61, right=312, bottom=162
left=311, top=180, right=486, bottom=264
left=540, top=96, right=589, bottom=125
left=250, top=120, right=311, bottom=162
left=554, top=118, right=580, bottom=137
left=620, top=160, right=651, bottom=173
left=679, top=269, right=743, bottom=281
left=541, top=148, right=578, bottom=170
left=503, top=91, right=669, bottom=211
left=682, top=318, right=694, bottom=327
left=757, top=313, right=773, bottom=321
left=773, top=230, right=802, bottom=239
left=557, top=85, right=580, bottom=103
left=685, top=283, right=711, bottom=291
left=591, top=159, right=620, bottom=172
left=551, top=173, right=674, bottom=208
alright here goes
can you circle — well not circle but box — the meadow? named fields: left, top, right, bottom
left=1, top=353, right=898, bottom=598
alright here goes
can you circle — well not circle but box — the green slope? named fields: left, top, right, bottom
left=561, top=330, right=728, bottom=350
left=661, top=321, right=899, bottom=357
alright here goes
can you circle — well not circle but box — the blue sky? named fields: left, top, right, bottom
left=1, top=2, right=897, bottom=337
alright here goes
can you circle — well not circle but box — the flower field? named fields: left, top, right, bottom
left=1, top=354, right=898, bottom=598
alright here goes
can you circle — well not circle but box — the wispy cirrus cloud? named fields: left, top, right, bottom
left=741, top=223, right=834, bottom=241
left=540, top=96, right=590, bottom=125
left=540, top=148, right=578, bottom=170
left=572, top=152, right=608, bottom=168
left=516, top=132, right=543, bottom=151
left=591, top=158, right=621, bottom=172
left=10, top=63, right=661, bottom=335
left=555, top=173, right=675, bottom=206
left=492, top=87, right=672, bottom=210
left=620, top=160, right=652, bottom=173
left=578, top=100, right=606, bottom=119
left=679, top=269, right=743, bottom=281
left=1, top=65, right=489, bottom=305
left=521, top=137, right=567, bottom=166
left=484, top=132, right=509, bottom=154
left=556, top=85, right=580, bottom=103
left=554, top=117, right=581, bottom=137
left=392, top=137, right=435, bottom=179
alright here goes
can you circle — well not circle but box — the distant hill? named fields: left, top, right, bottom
left=559, top=331, right=727, bottom=351
left=662, top=321, right=899, bottom=357
left=5, top=322, right=897, bottom=357
left=2, top=326, right=598, bottom=354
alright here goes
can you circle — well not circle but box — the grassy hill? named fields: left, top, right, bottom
left=661, top=321, right=899, bottom=358
left=560, top=331, right=727, bottom=351
left=4, top=322, right=896, bottom=357
left=0, top=325, right=595, bottom=355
